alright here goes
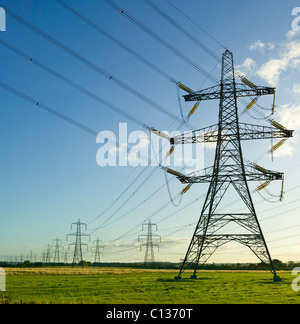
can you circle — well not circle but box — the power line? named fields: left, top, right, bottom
left=0, top=81, right=98, bottom=136
left=55, top=0, right=178, bottom=85
left=88, top=166, right=153, bottom=228
left=165, top=0, right=226, bottom=50
left=0, top=80, right=162, bottom=173
left=1, top=3, right=195, bottom=129
left=143, top=0, right=221, bottom=63
left=1, top=2, right=222, bottom=238
left=104, top=0, right=219, bottom=85
left=0, top=39, right=172, bottom=235
left=0, top=39, right=148, bottom=130
left=0, top=38, right=195, bottom=242
left=104, top=0, right=273, bottom=121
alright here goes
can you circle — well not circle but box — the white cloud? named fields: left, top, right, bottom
left=286, top=30, right=300, bottom=40
left=159, top=237, right=189, bottom=249
left=278, top=103, right=300, bottom=131
left=272, top=103, right=300, bottom=157
left=249, top=40, right=275, bottom=52
left=257, top=58, right=287, bottom=86
left=236, top=57, right=256, bottom=75
left=272, top=138, right=295, bottom=158
left=256, top=40, right=300, bottom=86
left=293, top=83, right=300, bottom=94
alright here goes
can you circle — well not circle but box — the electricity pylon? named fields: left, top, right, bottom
left=43, top=244, right=52, bottom=263
left=92, top=239, right=104, bottom=263
left=67, top=219, right=90, bottom=266
left=52, top=238, right=63, bottom=263
left=138, top=220, right=161, bottom=266
left=63, top=251, right=69, bottom=264
left=164, top=50, right=293, bottom=282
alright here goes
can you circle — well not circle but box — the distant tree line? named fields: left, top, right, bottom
left=1, top=259, right=300, bottom=270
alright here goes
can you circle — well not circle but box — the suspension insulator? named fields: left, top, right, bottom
left=254, top=164, right=268, bottom=174
left=245, top=99, right=257, bottom=111
left=187, top=102, right=200, bottom=118
left=280, top=176, right=285, bottom=202
left=271, top=139, right=286, bottom=152
left=178, top=82, right=193, bottom=94
left=166, top=146, right=175, bottom=158
left=241, top=76, right=256, bottom=88
left=271, top=120, right=286, bottom=131
left=181, top=184, right=192, bottom=194
left=257, top=181, right=270, bottom=191
left=166, top=168, right=182, bottom=177
left=272, top=90, right=276, bottom=114
left=151, top=128, right=170, bottom=140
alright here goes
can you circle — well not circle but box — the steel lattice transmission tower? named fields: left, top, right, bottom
left=43, top=244, right=52, bottom=264
left=52, top=238, right=63, bottom=263
left=138, top=220, right=161, bottom=266
left=164, top=50, right=293, bottom=282
left=63, top=251, right=69, bottom=264
left=67, top=219, right=90, bottom=266
left=92, top=239, right=104, bottom=263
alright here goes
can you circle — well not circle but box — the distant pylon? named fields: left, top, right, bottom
left=67, top=219, right=90, bottom=266
left=44, top=244, right=52, bottom=263
left=138, top=220, right=161, bottom=266
left=92, top=239, right=104, bottom=263
left=27, top=250, right=33, bottom=263
left=63, top=251, right=69, bottom=264
left=52, top=238, right=63, bottom=263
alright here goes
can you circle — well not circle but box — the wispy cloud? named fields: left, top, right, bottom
left=278, top=104, right=300, bottom=131
left=273, top=103, right=300, bottom=157
left=241, top=33, right=300, bottom=158
left=249, top=40, right=275, bottom=52
left=236, top=57, right=256, bottom=76
left=256, top=37, right=300, bottom=86
left=286, top=30, right=300, bottom=40
left=293, top=83, right=300, bottom=94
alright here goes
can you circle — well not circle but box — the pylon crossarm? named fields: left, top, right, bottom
left=79, top=233, right=90, bottom=237
left=167, top=164, right=283, bottom=184
left=151, top=234, right=162, bottom=241
left=184, top=84, right=275, bottom=102
left=170, top=124, right=219, bottom=145
left=183, top=85, right=221, bottom=102
left=170, top=122, right=293, bottom=145
left=247, top=163, right=284, bottom=180
left=238, top=123, right=293, bottom=140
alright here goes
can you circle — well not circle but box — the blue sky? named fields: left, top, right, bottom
left=0, top=0, right=300, bottom=264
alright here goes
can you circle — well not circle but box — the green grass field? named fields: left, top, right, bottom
left=1, top=267, right=300, bottom=304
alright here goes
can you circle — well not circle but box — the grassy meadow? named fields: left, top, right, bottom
left=1, top=267, right=300, bottom=304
